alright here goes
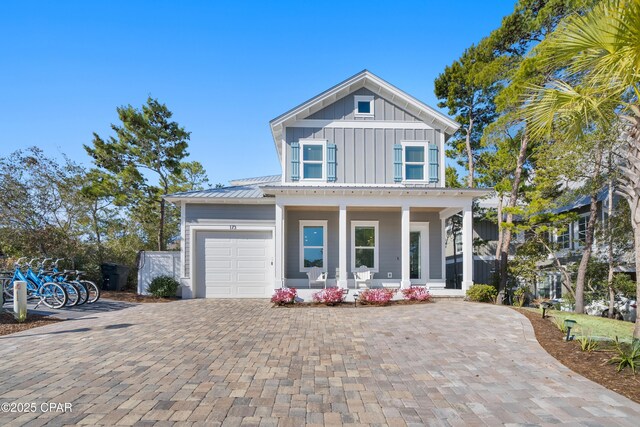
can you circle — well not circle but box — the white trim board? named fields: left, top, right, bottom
left=289, top=119, right=434, bottom=130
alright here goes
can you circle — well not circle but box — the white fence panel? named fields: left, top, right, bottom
left=137, top=251, right=181, bottom=296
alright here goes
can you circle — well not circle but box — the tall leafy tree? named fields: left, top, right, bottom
left=441, top=0, right=598, bottom=293
left=85, top=97, right=191, bottom=251
left=0, top=147, right=90, bottom=259
left=524, top=0, right=640, bottom=331
left=434, top=44, right=501, bottom=187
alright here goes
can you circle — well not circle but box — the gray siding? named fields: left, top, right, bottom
left=285, top=210, right=339, bottom=279
left=184, top=204, right=275, bottom=277
left=308, top=88, right=421, bottom=121
left=285, top=126, right=441, bottom=185
left=284, top=209, right=443, bottom=281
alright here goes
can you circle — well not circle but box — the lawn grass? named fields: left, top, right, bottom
left=522, top=307, right=634, bottom=342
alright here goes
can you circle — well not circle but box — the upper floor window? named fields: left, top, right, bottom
left=354, top=95, right=374, bottom=117
left=404, top=145, right=425, bottom=180
left=556, top=228, right=571, bottom=249
left=301, top=140, right=326, bottom=180
left=576, top=215, right=589, bottom=246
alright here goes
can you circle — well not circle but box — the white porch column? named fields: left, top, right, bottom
left=401, top=205, right=411, bottom=289
left=440, top=217, right=447, bottom=281
left=462, top=202, right=474, bottom=291
left=338, top=204, right=348, bottom=289
left=275, top=203, right=284, bottom=289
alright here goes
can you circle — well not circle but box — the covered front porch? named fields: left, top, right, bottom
left=267, top=187, right=485, bottom=297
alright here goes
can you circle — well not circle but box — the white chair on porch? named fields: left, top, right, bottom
left=353, top=266, right=373, bottom=290
left=307, top=267, right=327, bottom=289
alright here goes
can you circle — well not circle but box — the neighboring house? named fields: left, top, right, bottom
left=446, top=189, right=636, bottom=299
left=536, top=189, right=635, bottom=299
left=165, top=70, right=491, bottom=299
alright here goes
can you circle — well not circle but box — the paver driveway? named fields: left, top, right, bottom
left=1, top=300, right=639, bottom=426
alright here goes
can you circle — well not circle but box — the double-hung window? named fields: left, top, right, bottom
left=300, top=220, right=327, bottom=271
left=404, top=144, right=426, bottom=181
left=300, top=140, right=325, bottom=181
left=351, top=221, right=379, bottom=271
left=576, top=215, right=589, bottom=247
left=556, top=228, right=571, bottom=249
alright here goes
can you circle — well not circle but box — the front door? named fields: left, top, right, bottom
left=409, top=223, right=429, bottom=285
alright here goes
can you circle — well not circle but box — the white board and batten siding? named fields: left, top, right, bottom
left=137, top=251, right=181, bottom=296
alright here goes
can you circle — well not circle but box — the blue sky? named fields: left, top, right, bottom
left=0, top=1, right=515, bottom=185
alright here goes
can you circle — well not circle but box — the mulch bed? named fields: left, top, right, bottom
left=101, top=290, right=179, bottom=303
left=514, top=308, right=640, bottom=404
left=0, top=311, right=62, bottom=336
left=275, top=300, right=434, bottom=308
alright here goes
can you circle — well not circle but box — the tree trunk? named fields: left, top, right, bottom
left=574, top=147, right=603, bottom=314
left=574, top=192, right=599, bottom=313
left=499, top=131, right=529, bottom=292
left=494, top=195, right=504, bottom=283
left=158, top=197, right=165, bottom=251
left=465, top=117, right=475, bottom=188
left=616, top=105, right=640, bottom=336
left=606, top=181, right=615, bottom=318
left=634, top=219, right=640, bottom=337
left=539, top=238, right=577, bottom=300
left=92, top=201, right=104, bottom=264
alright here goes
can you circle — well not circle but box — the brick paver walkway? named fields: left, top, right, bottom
left=1, top=300, right=639, bottom=426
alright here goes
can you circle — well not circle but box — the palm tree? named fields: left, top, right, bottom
left=524, top=0, right=640, bottom=334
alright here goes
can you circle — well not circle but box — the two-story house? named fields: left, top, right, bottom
left=166, top=70, right=491, bottom=299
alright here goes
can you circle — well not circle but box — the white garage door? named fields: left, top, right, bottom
left=195, top=230, right=273, bottom=298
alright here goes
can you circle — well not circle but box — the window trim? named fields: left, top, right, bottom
left=299, top=139, right=327, bottom=182
left=299, top=220, right=328, bottom=272
left=574, top=213, right=590, bottom=249
left=351, top=220, right=379, bottom=272
left=354, top=95, right=374, bottom=117
left=401, top=141, right=429, bottom=182
left=554, top=227, right=572, bottom=250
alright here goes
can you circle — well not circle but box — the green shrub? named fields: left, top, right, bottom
left=147, top=275, right=180, bottom=298
left=513, top=286, right=528, bottom=307
left=609, top=337, right=640, bottom=373
left=466, top=284, right=497, bottom=303
left=577, top=332, right=599, bottom=352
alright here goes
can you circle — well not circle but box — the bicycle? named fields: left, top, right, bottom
left=2, top=258, right=68, bottom=309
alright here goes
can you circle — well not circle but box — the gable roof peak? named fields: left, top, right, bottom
left=269, top=70, right=460, bottom=159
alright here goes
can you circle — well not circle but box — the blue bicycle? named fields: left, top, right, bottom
left=2, top=258, right=68, bottom=309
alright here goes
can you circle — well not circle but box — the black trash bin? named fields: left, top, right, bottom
left=100, top=263, right=130, bottom=291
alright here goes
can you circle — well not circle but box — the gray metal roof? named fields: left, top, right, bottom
left=165, top=184, right=271, bottom=202
left=228, top=175, right=281, bottom=186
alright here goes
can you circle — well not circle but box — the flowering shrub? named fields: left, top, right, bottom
left=359, top=288, right=395, bottom=305
left=402, top=287, right=432, bottom=302
left=312, top=287, right=345, bottom=305
left=271, top=287, right=297, bottom=305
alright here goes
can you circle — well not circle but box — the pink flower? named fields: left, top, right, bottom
left=401, top=287, right=432, bottom=302
left=271, top=288, right=297, bottom=304
left=359, top=288, right=395, bottom=305
left=312, top=288, right=344, bottom=305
